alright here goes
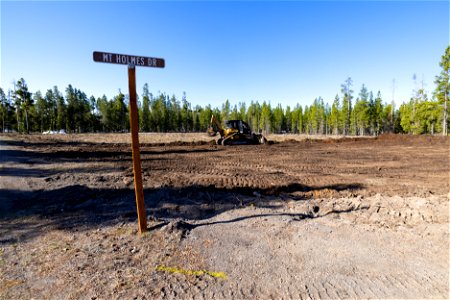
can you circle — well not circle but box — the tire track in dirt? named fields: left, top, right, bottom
left=2, top=135, right=448, bottom=299
left=194, top=272, right=447, bottom=299
left=137, top=137, right=449, bottom=198
left=143, top=150, right=355, bottom=195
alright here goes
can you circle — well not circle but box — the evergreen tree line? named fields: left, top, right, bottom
left=1, top=47, right=448, bottom=136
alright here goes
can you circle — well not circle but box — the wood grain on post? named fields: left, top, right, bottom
left=128, top=64, right=147, bottom=234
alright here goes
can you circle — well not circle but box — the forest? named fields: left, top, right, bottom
left=1, top=46, right=448, bottom=136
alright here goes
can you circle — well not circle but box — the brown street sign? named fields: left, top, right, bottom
left=93, top=51, right=165, bottom=68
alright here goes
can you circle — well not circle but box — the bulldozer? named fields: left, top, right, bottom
left=207, top=115, right=267, bottom=145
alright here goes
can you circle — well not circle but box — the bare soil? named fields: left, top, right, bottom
left=0, top=133, right=448, bottom=299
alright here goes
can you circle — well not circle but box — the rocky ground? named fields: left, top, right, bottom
left=0, top=133, right=448, bottom=299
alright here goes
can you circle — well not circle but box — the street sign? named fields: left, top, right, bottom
left=93, top=51, right=165, bottom=68
left=93, top=50, right=165, bottom=234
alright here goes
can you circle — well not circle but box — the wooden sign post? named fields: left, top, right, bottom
left=93, top=51, right=165, bottom=234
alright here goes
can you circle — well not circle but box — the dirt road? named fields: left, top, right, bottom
left=0, top=134, right=448, bottom=299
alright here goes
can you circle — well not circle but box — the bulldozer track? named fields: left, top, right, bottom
left=1, top=135, right=448, bottom=299
left=151, top=270, right=447, bottom=299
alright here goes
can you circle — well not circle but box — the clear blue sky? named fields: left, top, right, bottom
left=1, top=1, right=448, bottom=109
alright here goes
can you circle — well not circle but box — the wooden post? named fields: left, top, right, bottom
left=128, top=64, right=147, bottom=234
left=94, top=51, right=164, bottom=235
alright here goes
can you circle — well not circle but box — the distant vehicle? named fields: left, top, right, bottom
left=43, top=130, right=67, bottom=135
left=208, top=115, right=266, bottom=145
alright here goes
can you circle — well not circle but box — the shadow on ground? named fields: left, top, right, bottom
left=0, top=182, right=364, bottom=244
left=0, top=137, right=364, bottom=244
left=0, top=148, right=219, bottom=165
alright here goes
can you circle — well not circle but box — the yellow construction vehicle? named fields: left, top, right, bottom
left=208, top=115, right=267, bottom=145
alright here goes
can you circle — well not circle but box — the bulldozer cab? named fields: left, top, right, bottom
left=225, top=120, right=252, bottom=135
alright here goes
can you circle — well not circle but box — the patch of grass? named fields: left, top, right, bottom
left=156, top=265, right=227, bottom=279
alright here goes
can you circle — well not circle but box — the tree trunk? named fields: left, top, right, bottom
left=24, top=108, right=29, bottom=134
left=390, top=105, right=394, bottom=133
left=16, top=108, right=20, bottom=133
left=443, top=91, right=448, bottom=136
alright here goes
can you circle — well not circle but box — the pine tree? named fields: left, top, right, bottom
left=180, top=92, right=193, bottom=132
left=324, top=102, right=331, bottom=135
left=382, top=102, right=394, bottom=134
left=141, top=84, right=151, bottom=132
left=193, top=106, right=201, bottom=132
left=399, top=101, right=413, bottom=134
left=285, top=105, right=292, bottom=133
left=0, top=88, right=8, bottom=132
left=272, top=104, right=284, bottom=133
left=111, top=91, right=127, bottom=132
left=34, top=91, right=46, bottom=132
left=65, top=85, right=76, bottom=132
left=304, top=106, right=312, bottom=134
left=55, top=87, right=66, bottom=131
left=330, top=95, right=340, bottom=135
left=374, top=91, right=383, bottom=135
left=44, top=89, right=57, bottom=130
left=96, top=95, right=110, bottom=131
left=290, top=104, right=303, bottom=133
left=199, top=104, right=213, bottom=131
left=340, top=77, right=353, bottom=135
left=221, top=99, right=231, bottom=123
left=260, top=101, right=272, bottom=134
left=247, top=101, right=261, bottom=133
left=352, top=85, right=369, bottom=136
left=230, top=104, right=239, bottom=120
left=410, top=89, right=429, bottom=134
left=14, top=78, right=33, bottom=133
left=238, top=102, right=246, bottom=122
left=314, top=97, right=325, bottom=134
left=434, top=46, right=450, bottom=135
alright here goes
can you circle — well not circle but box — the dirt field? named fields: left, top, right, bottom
left=0, top=133, right=448, bottom=299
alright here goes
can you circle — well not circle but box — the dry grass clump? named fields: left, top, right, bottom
left=0, top=133, right=215, bottom=144
left=0, top=132, right=374, bottom=145
left=265, top=133, right=373, bottom=142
